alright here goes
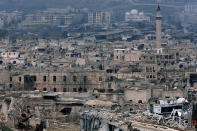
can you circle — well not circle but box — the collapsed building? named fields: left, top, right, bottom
left=79, top=98, right=186, bottom=131
left=0, top=92, right=91, bottom=130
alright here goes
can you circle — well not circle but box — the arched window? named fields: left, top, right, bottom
left=138, top=100, right=143, bottom=104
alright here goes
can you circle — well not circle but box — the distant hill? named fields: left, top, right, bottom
left=0, top=0, right=195, bottom=13
left=0, top=0, right=129, bottom=11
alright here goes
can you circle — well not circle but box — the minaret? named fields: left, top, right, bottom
left=156, top=5, right=162, bottom=49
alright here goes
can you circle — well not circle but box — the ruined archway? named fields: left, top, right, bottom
left=60, top=108, right=72, bottom=115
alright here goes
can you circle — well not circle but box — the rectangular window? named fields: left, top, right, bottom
left=108, top=83, right=111, bottom=88
left=18, top=77, right=21, bottom=81
left=73, top=88, right=77, bottom=92
left=73, top=76, right=77, bottom=82
left=10, top=84, right=12, bottom=88
left=32, top=76, right=37, bottom=81
left=10, top=77, right=12, bottom=82
left=122, top=56, right=125, bottom=60
left=53, top=76, right=56, bottom=82
left=43, top=76, right=46, bottom=82
left=63, top=76, right=66, bottom=82
left=24, top=76, right=28, bottom=83
left=84, top=76, right=87, bottom=83
left=63, top=88, right=67, bottom=92
left=99, top=77, right=102, bottom=81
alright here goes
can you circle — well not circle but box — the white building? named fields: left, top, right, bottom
left=125, top=9, right=150, bottom=22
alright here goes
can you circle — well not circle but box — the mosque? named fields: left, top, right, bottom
left=125, top=9, right=150, bottom=22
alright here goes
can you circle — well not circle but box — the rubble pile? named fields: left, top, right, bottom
left=80, top=107, right=190, bottom=131
left=142, top=112, right=188, bottom=130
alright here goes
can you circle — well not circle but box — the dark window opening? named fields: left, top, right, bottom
left=53, top=76, right=56, bottom=82
left=176, top=96, right=180, bottom=99
left=19, top=77, right=21, bottom=82
left=60, top=108, right=72, bottom=115
left=108, top=89, right=113, bottom=93
left=9, top=84, right=12, bottom=88
left=53, top=88, right=57, bottom=92
left=73, top=76, right=77, bottom=82
left=78, top=87, right=82, bottom=92
left=63, top=88, right=67, bottom=92
left=110, top=76, right=113, bottom=81
left=84, top=88, right=87, bottom=92
left=24, top=76, right=28, bottom=83
left=192, top=103, right=197, bottom=121
left=108, top=83, right=111, bottom=88
left=43, top=88, right=47, bottom=91
left=63, top=76, right=66, bottom=82
left=10, top=77, right=12, bottom=82
left=83, top=76, right=87, bottom=83
left=108, top=124, right=117, bottom=131
left=161, top=105, right=182, bottom=114
left=99, top=77, right=102, bottom=81
left=73, top=88, right=77, bottom=92
left=43, top=76, right=47, bottom=82
left=32, top=76, right=37, bottom=81
left=98, top=89, right=105, bottom=93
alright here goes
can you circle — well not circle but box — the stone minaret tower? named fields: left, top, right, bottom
left=156, top=5, right=162, bottom=49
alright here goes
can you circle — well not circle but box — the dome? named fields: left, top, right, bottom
left=125, top=12, right=130, bottom=15
left=139, top=12, right=144, bottom=16
left=130, top=9, right=138, bottom=15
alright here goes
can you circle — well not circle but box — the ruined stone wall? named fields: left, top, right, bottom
left=124, top=88, right=151, bottom=103
left=162, top=90, right=186, bottom=99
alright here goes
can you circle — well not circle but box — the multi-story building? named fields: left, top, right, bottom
left=88, top=12, right=94, bottom=25
left=65, top=14, right=74, bottom=26
left=6, top=68, right=118, bottom=92
left=114, top=49, right=141, bottom=62
left=21, top=8, right=82, bottom=26
left=0, top=10, right=22, bottom=27
left=88, top=11, right=111, bottom=27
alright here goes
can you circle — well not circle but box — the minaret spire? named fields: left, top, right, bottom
left=157, top=5, right=160, bottom=11
left=156, top=4, right=162, bottom=50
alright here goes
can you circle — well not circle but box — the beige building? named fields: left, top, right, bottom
left=7, top=69, right=118, bottom=92
left=114, top=49, right=142, bottom=62
left=76, top=58, right=86, bottom=66
left=124, top=87, right=151, bottom=103
left=1, top=52, right=20, bottom=59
